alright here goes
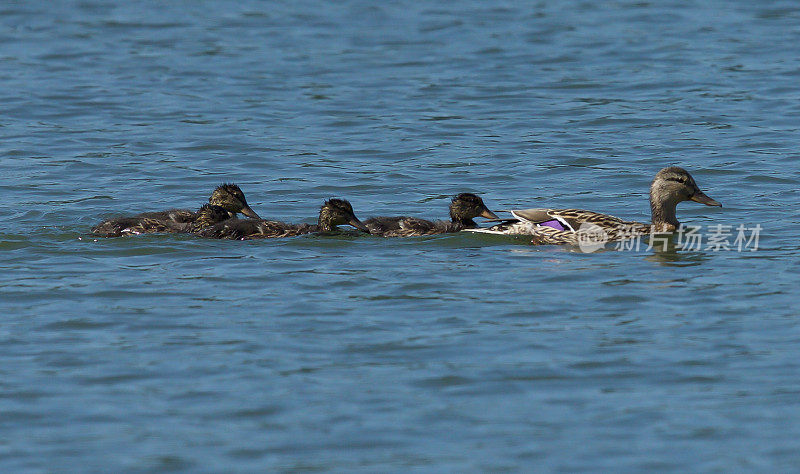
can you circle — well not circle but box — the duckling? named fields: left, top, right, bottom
left=467, top=167, right=721, bottom=245
left=198, top=198, right=369, bottom=240
left=184, top=204, right=236, bottom=233
left=91, top=183, right=260, bottom=237
left=365, top=193, right=499, bottom=237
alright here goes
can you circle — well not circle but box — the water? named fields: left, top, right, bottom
left=2, top=0, right=799, bottom=471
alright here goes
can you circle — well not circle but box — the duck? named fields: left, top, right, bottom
left=364, top=193, right=499, bottom=237
left=467, top=167, right=721, bottom=245
left=197, top=198, right=369, bottom=240
left=91, top=183, right=260, bottom=237
left=183, top=204, right=238, bottom=233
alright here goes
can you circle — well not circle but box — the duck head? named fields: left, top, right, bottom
left=649, top=167, right=721, bottom=231
left=318, top=198, right=369, bottom=233
left=190, top=204, right=233, bottom=231
left=449, top=193, right=499, bottom=227
left=209, top=183, right=260, bottom=219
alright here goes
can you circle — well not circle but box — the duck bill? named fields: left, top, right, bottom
left=479, top=208, right=500, bottom=220
left=240, top=205, right=261, bottom=219
left=690, top=191, right=722, bottom=207
left=348, top=216, right=370, bottom=233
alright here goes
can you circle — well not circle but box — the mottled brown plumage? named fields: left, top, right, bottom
left=468, top=167, right=721, bottom=245
left=184, top=204, right=236, bottom=233
left=92, top=183, right=260, bottom=237
left=365, top=193, right=498, bottom=237
left=197, top=198, right=368, bottom=240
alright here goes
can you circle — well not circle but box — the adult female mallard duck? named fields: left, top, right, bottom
left=91, top=183, right=260, bottom=237
left=197, top=198, right=369, bottom=240
left=364, top=193, right=499, bottom=237
left=468, top=167, right=721, bottom=245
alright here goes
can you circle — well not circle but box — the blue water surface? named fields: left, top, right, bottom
left=2, top=1, right=799, bottom=471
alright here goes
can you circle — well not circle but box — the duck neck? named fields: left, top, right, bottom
left=452, top=217, right=477, bottom=228
left=450, top=208, right=477, bottom=228
left=649, top=189, right=680, bottom=232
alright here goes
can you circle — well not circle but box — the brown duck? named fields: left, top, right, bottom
left=91, top=183, right=260, bottom=237
left=197, top=198, right=368, bottom=240
left=467, top=167, right=721, bottom=245
left=365, top=193, right=498, bottom=237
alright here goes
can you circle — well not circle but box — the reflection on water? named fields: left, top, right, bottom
left=645, top=235, right=713, bottom=267
left=646, top=248, right=712, bottom=267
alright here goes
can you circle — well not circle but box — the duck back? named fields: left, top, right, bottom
left=366, top=216, right=463, bottom=237
left=364, top=216, right=410, bottom=235
left=91, top=213, right=190, bottom=237
left=197, top=218, right=315, bottom=240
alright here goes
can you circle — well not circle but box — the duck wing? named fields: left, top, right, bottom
left=91, top=216, right=185, bottom=237
left=511, top=208, right=640, bottom=231
left=196, top=218, right=260, bottom=239
left=463, top=209, right=570, bottom=235
left=198, top=218, right=312, bottom=240
left=92, top=207, right=198, bottom=237
left=385, top=218, right=459, bottom=237
left=364, top=216, right=409, bottom=235
left=240, top=220, right=311, bottom=239
left=368, top=215, right=466, bottom=237
left=137, top=209, right=196, bottom=223
left=465, top=208, right=633, bottom=236
left=513, top=208, right=652, bottom=242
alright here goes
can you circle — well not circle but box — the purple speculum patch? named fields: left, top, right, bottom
left=537, top=219, right=566, bottom=231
